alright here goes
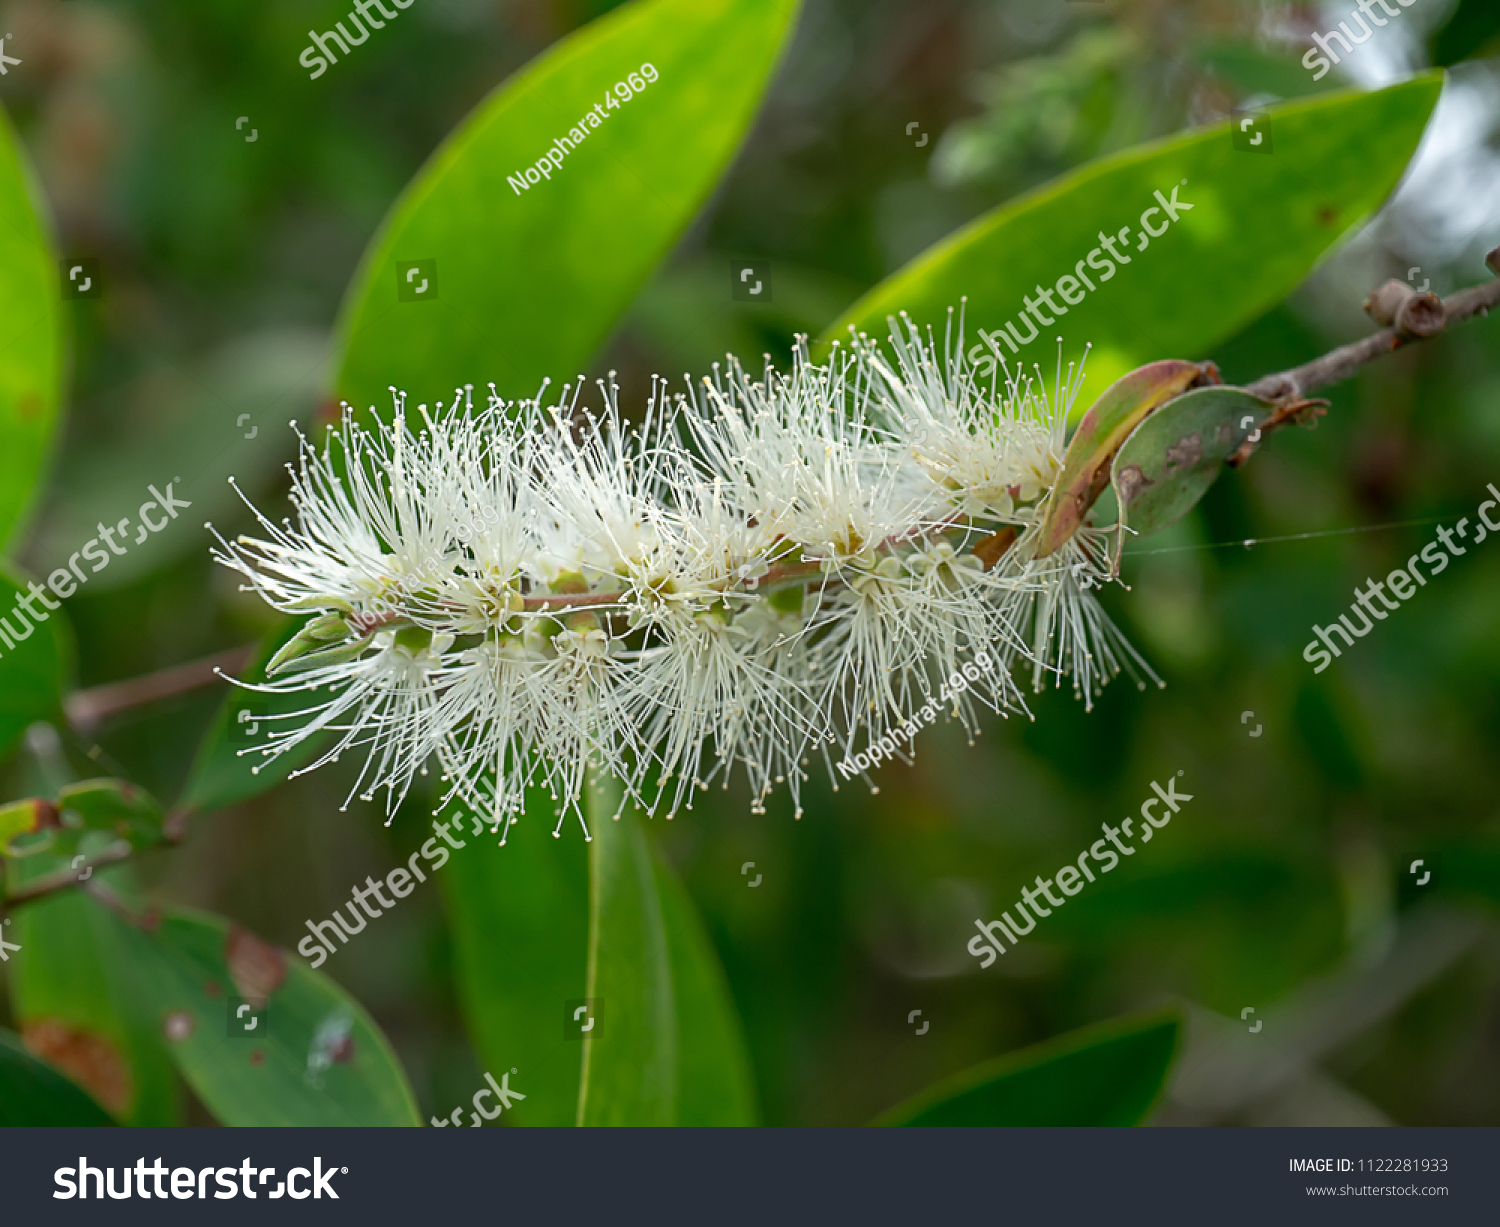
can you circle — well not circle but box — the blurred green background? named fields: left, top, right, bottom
left=2, top=0, right=1498, bottom=1125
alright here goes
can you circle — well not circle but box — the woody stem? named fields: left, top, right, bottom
left=1241, top=248, right=1500, bottom=417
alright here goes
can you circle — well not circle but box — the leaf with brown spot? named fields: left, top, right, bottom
left=1035, top=360, right=1219, bottom=558
left=226, top=924, right=287, bottom=1001
left=3, top=780, right=168, bottom=868
left=22, top=1018, right=133, bottom=1118
left=0, top=1027, right=115, bottom=1125
left=129, top=907, right=418, bottom=1125
left=3, top=881, right=181, bottom=1124
left=1110, top=385, right=1274, bottom=539
left=1114, top=464, right=1153, bottom=509
left=0, top=797, right=61, bottom=856
left=1164, top=433, right=1202, bottom=468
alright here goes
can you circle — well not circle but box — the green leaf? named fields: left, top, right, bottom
left=576, top=775, right=757, bottom=1125
left=1111, top=385, right=1274, bottom=539
left=3, top=883, right=181, bottom=1125
left=0, top=1027, right=115, bottom=1126
left=875, top=1009, right=1181, bottom=1126
left=333, top=0, right=803, bottom=411
left=0, top=108, right=65, bottom=551
left=177, top=617, right=331, bottom=817
left=655, top=841, right=759, bottom=1124
left=0, top=797, right=57, bottom=856
left=440, top=792, right=591, bottom=1127
left=3, top=779, right=166, bottom=863
left=1035, top=359, right=1216, bottom=557
left=127, top=907, right=420, bottom=1126
left=0, top=566, right=68, bottom=761
left=57, top=779, right=167, bottom=852
left=385, top=0, right=792, bottom=1126
left=578, top=792, right=674, bottom=1125
left=824, top=75, right=1444, bottom=394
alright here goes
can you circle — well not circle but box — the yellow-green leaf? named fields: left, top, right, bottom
left=0, top=109, right=65, bottom=550
left=825, top=76, right=1444, bottom=395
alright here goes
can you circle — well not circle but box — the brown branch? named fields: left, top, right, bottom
left=1225, top=251, right=1500, bottom=466
left=65, top=643, right=256, bottom=732
left=1242, top=246, right=1500, bottom=405
left=2, top=842, right=138, bottom=908
left=521, top=588, right=629, bottom=612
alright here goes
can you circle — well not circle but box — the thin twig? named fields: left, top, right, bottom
left=2, top=843, right=138, bottom=907
left=1242, top=244, right=1500, bottom=405
left=65, top=643, right=256, bottom=732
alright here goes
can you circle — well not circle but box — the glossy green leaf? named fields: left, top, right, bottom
left=177, top=617, right=331, bottom=817
left=824, top=76, right=1444, bottom=394
left=875, top=1009, right=1180, bottom=1126
left=333, top=0, right=803, bottom=412
left=1036, top=359, right=1216, bottom=556
left=1111, top=385, right=1273, bottom=539
left=0, top=108, right=65, bottom=551
left=440, top=792, right=591, bottom=1127
left=126, top=906, right=420, bottom=1126
left=0, top=566, right=68, bottom=761
left=576, top=775, right=756, bottom=1125
left=3, top=878, right=181, bottom=1125
left=0, top=1027, right=115, bottom=1126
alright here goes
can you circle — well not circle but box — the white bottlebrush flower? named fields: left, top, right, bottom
left=212, top=312, right=1158, bottom=836
left=1000, top=521, right=1162, bottom=709
left=684, top=342, right=929, bottom=566
left=862, top=309, right=1069, bottom=523
left=858, top=309, right=1158, bottom=709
